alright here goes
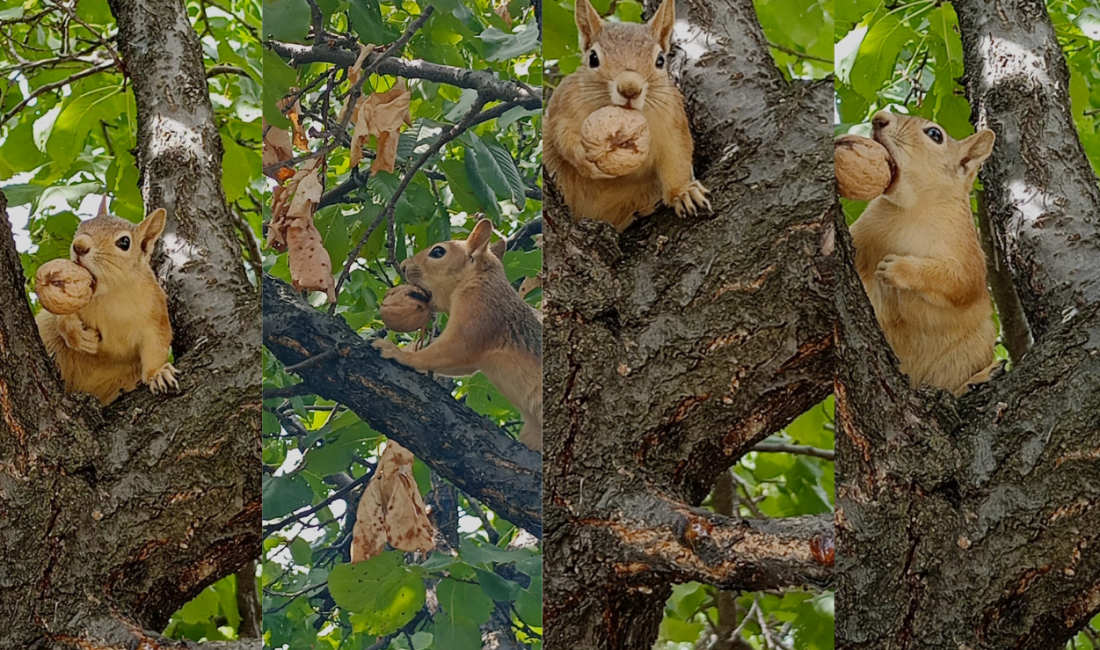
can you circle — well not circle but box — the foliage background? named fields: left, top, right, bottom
left=260, top=0, right=543, bottom=648
left=0, top=0, right=263, bottom=642
left=835, top=0, right=1100, bottom=646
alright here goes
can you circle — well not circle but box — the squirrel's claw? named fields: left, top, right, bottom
left=148, top=363, right=179, bottom=394
left=372, top=338, right=399, bottom=359
left=670, top=180, right=711, bottom=218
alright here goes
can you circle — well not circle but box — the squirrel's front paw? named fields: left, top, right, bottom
left=147, top=363, right=179, bottom=394
left=62, top=323, right=100, bottom=355
left=669, top=181, right=711, bottom=218
left=875, top=255, right=911, bottom=289
left=372, top=338, right=400, bottom=360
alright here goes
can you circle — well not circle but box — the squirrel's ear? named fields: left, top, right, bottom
left=575, top=0, right=602, bottom=51
left=137, top=208, right=167, bottom=259
left=466, top=219, right=493, bottom=257
left=648, top=0, right=675, bottom=52
left=97, top=195, right=109, bottom=217
left=959, top=129, right=995, bottom=181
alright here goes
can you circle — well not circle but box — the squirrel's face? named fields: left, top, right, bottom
left=71, top=208, right=166, bottom=290
left=872, top=111, right=995, bottom=208
left=401, top=219, right=496, bottom=314
left=574, top=0, right=676, bottom=112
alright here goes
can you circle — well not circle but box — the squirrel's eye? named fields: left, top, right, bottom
left=924, top=127, right=944, bottom=144
left=116, top=236, right=131, bottom=251
left=429, top=246, right=446, bottom=259
left=656, top=52, right=666, bottom=69
left=588, top=50, right=599, bottom=68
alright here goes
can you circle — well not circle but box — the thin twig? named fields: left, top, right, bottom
left=262, top=6, right=436, bottom=176
left=263, top=469, right=374, bottom=537
left=752, top=442, right=835, bottom=461
left=0, top=60, right=115, bottom=127
left=766, top=40, right=832, bottom=65
left=330, top=95, right=518, bottom=308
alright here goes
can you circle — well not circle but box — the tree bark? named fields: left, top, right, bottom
left=262, top=275, right=543, bottom=537
left=542, top=0, right=836, bottom=646
left=835, top=1, right=1100, bottom=648
left=0, top=0, right=261, bottom=646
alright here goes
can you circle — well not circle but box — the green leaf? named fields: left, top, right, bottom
left=659, top=617, right=704, bottom=643
left=261, top=474, right=314, bottom=519
left=221, top=135, right=252, bottom=202
left=478, top=24, right=540, bottom=62
left=289, top=537, right=314, bottom=565
left=472, top=567, right=518, bottom=602
left=263, top=0, right=311, bottom=43
left=514, top=578, right=542, bottom=627
left=849, top=13, right=915, bottom=101
left=432, top=612, right=481, bottom=650
left=349, top=0, right=389, bottom=45
left=263, top=50, right=298, bottom=129
left=330, top=554, right=427, bottom=635
left=437, top=578, right=494, bottom=626
left=502, top=249, right=542, bottom=282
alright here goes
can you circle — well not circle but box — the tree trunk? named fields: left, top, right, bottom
left=0, top=0, right=261, bottom=646
left=542, top=0, right=836, bottom=646
left=835, top=1, right=1100, bottom=648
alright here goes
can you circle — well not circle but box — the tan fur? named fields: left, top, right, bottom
left=544, top=0, right=709, bottom=231
left=849, top=111, right=998, bottom=396
left=36, top=207, right=177, bottom=404
left=372, top=220, right=543, bottom=451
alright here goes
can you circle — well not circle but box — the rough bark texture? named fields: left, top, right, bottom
left=835, top=1, right=1100, bottom=647
left=542, top=0, right=836, bottom=646
left=262, top=275, right=542, bottom=537
left=0, top=0, right=261, bottom=646
left=956, top=0, right=1100, bottom=340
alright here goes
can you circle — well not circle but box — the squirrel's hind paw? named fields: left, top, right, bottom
left=670, top=181, right=712, bottom=218
left=148, top=363, right=179, bottom=394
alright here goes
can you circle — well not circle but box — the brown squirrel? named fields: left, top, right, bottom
left=372, top=220, right=543, bottom=450
left=544, top=0, right=710, bottom=231
left=36, top=203, right=178, bottom=404
left=849, top=111, right=999, bottom=395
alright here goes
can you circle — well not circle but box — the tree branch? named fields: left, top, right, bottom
left=595, top=494, right=833, bottom=591
left=266, top=39, right=542, bottom=110
left=262, top=274, right=542, bottom=537
left=955, top=0, right=1100, bottom=340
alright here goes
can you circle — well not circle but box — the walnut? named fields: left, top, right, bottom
left=35, top=259, right=94, bottom=315
left=380, top=284, right=431, bottom=332
left=835, top=135, right=894, bottom=201
left=581, top=106, right=651, bottom=178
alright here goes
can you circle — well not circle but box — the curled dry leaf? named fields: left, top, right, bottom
left=287, top=214, right=336, bottom=303
left=266, top=158, right=320, bottom=251
left=281, top=167, right=336, bottom=303
left=349, top=79, right=413, bottom=174
left=338, top=43, right=377, bottom=123
left=262, top=118, right=295, bottom=182
left=351, top=442, right=437, bottom=563
left=495, top=1, right=512, bottom=28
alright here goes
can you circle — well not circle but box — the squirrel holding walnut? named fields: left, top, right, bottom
left=373, top=220, right=543, bottom=451
left=35, top=202, right=178, bottom=404
left=843, top=111, right=1000, bottom=395
left=544, top=0, right=710, bottom=231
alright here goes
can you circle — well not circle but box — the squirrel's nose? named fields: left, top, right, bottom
left=72, top=238, right=90, bottom=258
left=616, top=73, right=645, bottom=100
left=872, top=111, right=892, bottom=133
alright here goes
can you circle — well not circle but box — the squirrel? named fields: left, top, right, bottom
left=848, top=111, right=1000, bottom=396
left=544, top=0, right=710, bottom=231
left=36, top=203, right=178, bottom=404
left=372, top=219, right=543, bottom=451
